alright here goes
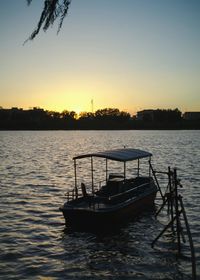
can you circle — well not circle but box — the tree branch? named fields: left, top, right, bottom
left=25, top=0, right=71, bottom=42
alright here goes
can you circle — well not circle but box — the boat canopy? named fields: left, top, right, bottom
left=73, top=148, right=152, bottom=162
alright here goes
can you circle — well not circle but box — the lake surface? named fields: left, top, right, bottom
left=0, top=130, right=199, bottom=280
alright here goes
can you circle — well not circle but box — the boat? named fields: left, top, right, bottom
left=59, top=148, right=158, bottom=231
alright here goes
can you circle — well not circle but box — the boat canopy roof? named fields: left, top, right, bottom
left=73, top=148, right=152, bottom=162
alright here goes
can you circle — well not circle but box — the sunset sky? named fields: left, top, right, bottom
left=0, top=0, right=200, bottom=114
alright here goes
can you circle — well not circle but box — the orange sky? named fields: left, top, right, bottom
left=0, top=1, right=200, bottom=114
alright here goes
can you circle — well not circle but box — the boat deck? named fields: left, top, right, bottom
left=63, top=176, right=155, bottom=211
left=66, top=196, right=110, bottom=210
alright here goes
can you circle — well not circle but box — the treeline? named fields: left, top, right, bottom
left=0, top=107, right=199, bottom=130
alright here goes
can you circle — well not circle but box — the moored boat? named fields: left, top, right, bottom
left=59, top=148, right=158, bottom=230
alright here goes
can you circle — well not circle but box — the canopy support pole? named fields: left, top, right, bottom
left=74, top=159, right=78, bottom=198
left=106, top=159, right=108, bottom=182
left=124, top=162, right=126, bottom=179
left=149, top=157, right=151, bottom=177
left=91, top=157, right=94, bottom=194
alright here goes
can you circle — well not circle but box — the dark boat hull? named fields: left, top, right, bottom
left=60, top=191, right=156, bottom=231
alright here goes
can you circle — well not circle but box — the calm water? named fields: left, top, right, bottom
left=0, top=130, right=199, bottom=280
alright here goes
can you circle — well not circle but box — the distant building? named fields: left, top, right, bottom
left=136, top=110, right=155, bottom=121
left=183, top=112, right=200, bottom=120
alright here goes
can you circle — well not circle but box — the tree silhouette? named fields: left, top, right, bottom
left=26, top=0, right=71, bottom=41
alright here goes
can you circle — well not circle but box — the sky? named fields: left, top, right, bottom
left=0, top=0, right=200, bottom=115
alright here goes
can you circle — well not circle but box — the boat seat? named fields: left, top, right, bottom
left=81, top=183, right=88, bottom=197
left=109, top=173, right=124, bottom=180
left=107, top=178, right=123, bottom=195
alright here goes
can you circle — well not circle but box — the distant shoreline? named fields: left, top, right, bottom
left=1, top=107, right=199, bottom=130
left=1, top=127, right=200, bottom=131
left=1, top=121, right=200, bottom=130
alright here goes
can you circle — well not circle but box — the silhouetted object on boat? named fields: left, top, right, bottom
left=59, top=148, right=158, bottom=231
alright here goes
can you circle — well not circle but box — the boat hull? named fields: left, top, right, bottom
left=60, top=191, right=156, bottom=231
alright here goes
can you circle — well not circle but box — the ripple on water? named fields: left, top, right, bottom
left=0, top=130, right=199, bottom=279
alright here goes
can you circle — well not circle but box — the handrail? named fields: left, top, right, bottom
left=108, top=182, right=149, bottom=200
left=65, top=179, right=151, bottom=203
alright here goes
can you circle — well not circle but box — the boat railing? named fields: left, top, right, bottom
left=105, top=182, right=151, bottom=205
left=65, top=178, right=154, bottom=207
left=86, top=181, right=153, bottom=209
left=65, top=188, right=77, bottom=201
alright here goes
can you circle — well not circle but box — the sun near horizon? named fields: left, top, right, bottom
left=0, top=1, right=200, bottom=115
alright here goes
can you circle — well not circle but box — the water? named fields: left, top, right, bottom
left=0, top=130, right=199, bottom=279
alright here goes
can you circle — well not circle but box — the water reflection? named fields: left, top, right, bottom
left=0, top=130, right=199, bottom=279
left=61, top=213, right=186, bottom=279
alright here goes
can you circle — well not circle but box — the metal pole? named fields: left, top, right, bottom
left=137, top=159, right=140, bottom=177
left=74, top=159, right=78, bottom=198
left=174, top=168, right=181, bottom=254
left=149, top=160, right=164, bottom=201
left=91, top=157, right=94, bottom=194
left=179, top=195, right=196, bottom=280
left=106, top=159, right=108, bottom=182
left=124, top=162, right=126, bottom=179
left=168, top=166, right=174, bottom=232
left=152, top=215, right=177, bottom=248
left=149, top=157, right=151, bottom=177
